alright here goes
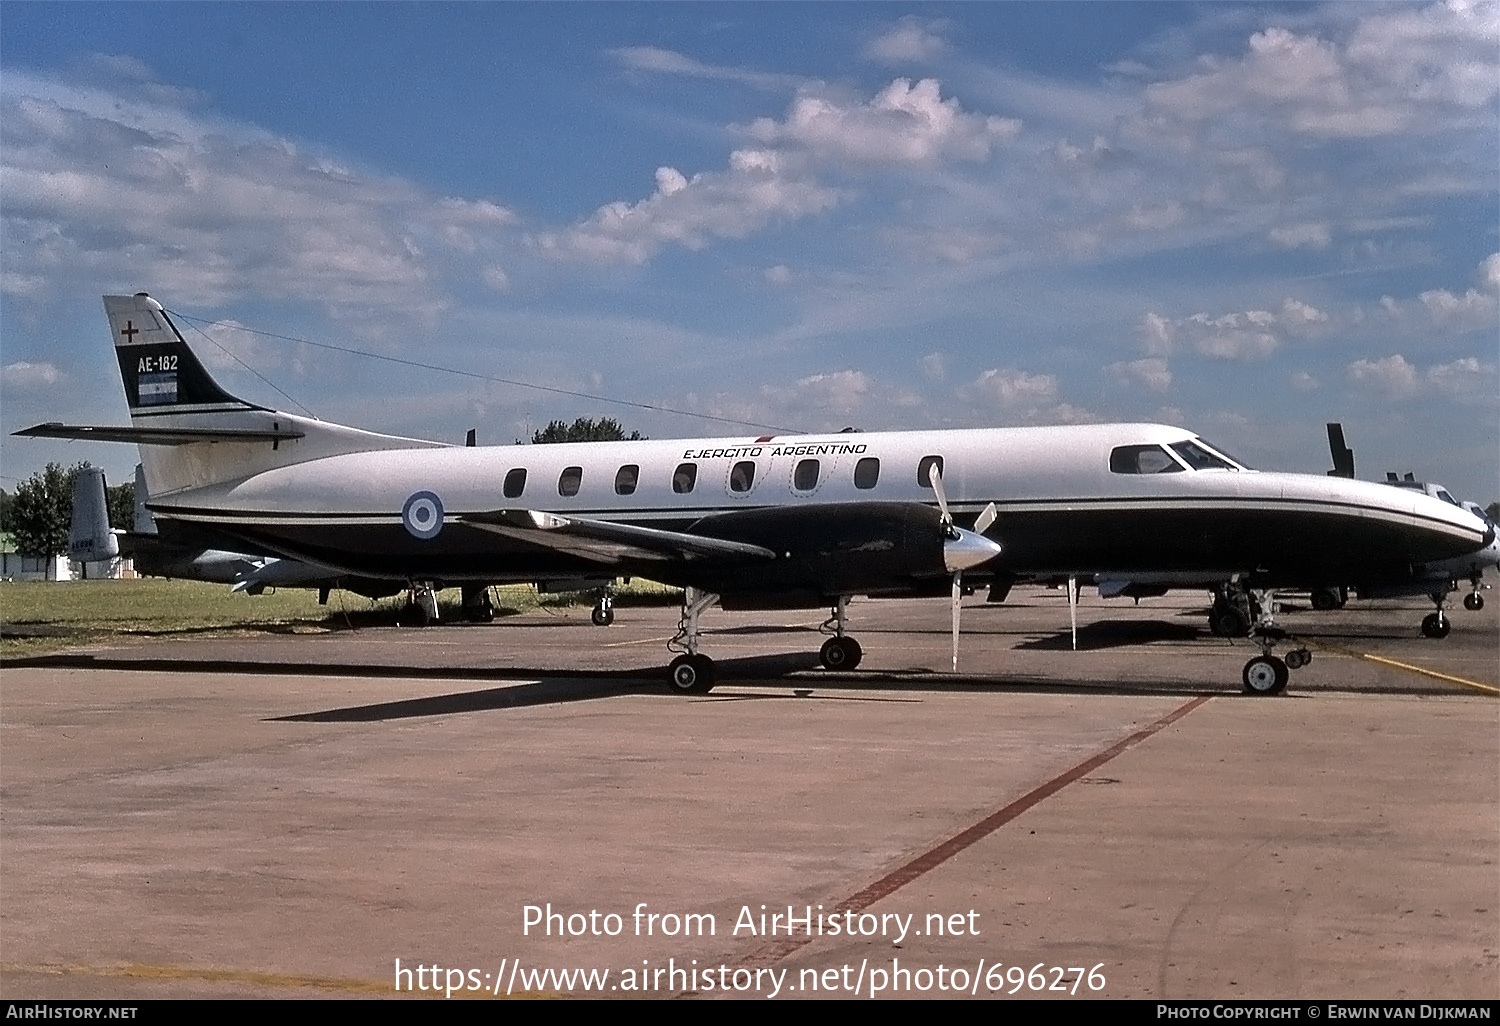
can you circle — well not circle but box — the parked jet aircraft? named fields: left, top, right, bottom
left=18, top=293, right=1494, bottom=695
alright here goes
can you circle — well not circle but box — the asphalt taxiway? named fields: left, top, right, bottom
left=2, top=588, right=1495, bottom=999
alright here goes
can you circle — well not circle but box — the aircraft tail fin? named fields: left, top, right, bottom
left=133, top=464, right=158, bottom=535
left=108, top=294, right=265, bottom=416
left=96, top=294, right=448, bottom=497
left=69, top=466, right=120, bottom=562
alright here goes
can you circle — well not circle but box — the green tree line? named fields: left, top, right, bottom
left=0, top=463, right=134, bottom=557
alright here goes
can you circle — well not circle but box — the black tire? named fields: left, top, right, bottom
left=1310, top=588, right=1341, bottom=611
left=1421, top=613, right=1451, bottom=639
left=819, top=636, right=863, bottom=670
left=1242, top=655, right=1289, bottom=695
left=1464, top=592, right=1483, bottom=611
left=666, top=654, right=715, bottom=694
left=592, top=605, right=615, bottom=627
left=1210, top=606, right=1250, bottom=638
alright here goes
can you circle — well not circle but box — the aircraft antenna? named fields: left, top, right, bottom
left=178, top=318, right=320, bottom=419
left=168, top=310, right=796, bottom=434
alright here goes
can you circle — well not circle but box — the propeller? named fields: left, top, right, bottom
left=927, top=462, right=1003, bottom=671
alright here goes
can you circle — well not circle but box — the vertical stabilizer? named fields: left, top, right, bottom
left=70, top=466, right=120, bottom=562
left=107, top=294, right=264, bottom=416
left=133, top=464, right=158, bottom=535
left=101, top=294, right=448, bottom=498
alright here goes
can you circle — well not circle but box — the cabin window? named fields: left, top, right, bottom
left=503, top=468, right=527, bottom=499
left=1169, top=440, right=1236, bottom=471
left=793, top=459, right=820, bottom=491
left=615, top=464, right=639, bottom=496
left=917, top=455, right=944, bottom=488
left=558, top=466, right=583, bottom=496
left=854, top=457, right=880, bottom=490
left=729, top=461, right=756, bottom=493
left=1109, top=445, right=1183, bottom=474
left=673, top=463, right=697, bottom=494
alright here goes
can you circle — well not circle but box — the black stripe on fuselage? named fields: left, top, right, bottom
left=151, top=494, right=1480, bottom=589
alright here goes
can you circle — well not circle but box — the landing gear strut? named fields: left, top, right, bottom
left=1210, top=584, right=1256, bottom=638
left=1463, top=572, right=1488, bottom=612
left=591, top=584, right=615, bottom=627
left=403, top=580, right=440, bottom=627
left=1234, top=587, right=1311, bottom=695
left=461, top=585, right=495, bottom=623
left=819, top=596, right=863, bottom=670
left=1421, top=589, right=1453, bottom=639
left=665, top=587, right=719, bottom=694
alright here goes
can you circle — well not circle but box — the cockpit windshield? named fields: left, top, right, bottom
left=1169, top=439, right=1245, bottom=471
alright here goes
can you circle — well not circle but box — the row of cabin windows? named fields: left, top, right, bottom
left=497, top=455, right=948, bottom=499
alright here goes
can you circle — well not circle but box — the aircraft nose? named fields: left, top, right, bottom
left=944, top=526, right=1003, bottom=573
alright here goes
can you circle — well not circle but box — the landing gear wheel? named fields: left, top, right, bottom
left=402, top=601, right=433, bottom=628
left=1242, top=655, right=1289, bottom=695
left=1464, top=592, right=1484, bottom=612
left=591, top=604, right=615, bottom=627
left=1310, top=588, right=1341, bottom=612
left=667, top=654, right=716, bottom=695
left=819, top=636, right=863, bottom=670
left=1284, top=648, right=1312, bottom=670
left=1421, top=612, right=1451, bottom=639
left=1210, top=606, right=1250, bottom=638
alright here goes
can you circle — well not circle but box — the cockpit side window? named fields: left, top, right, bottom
left=1193, top=437, right=1251, bottom=470
left=1169, top=440, right=1238, bottom=471
left=1109, top=444, right=1184, bottom=474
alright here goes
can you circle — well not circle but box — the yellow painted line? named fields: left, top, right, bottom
left=1358, top=654, right=1500, bottom=695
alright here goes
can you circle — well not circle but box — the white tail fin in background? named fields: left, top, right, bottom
left=69, top=466, right=119, bottom=562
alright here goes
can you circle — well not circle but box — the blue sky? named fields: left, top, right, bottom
left=2, top=1, right=1496, bottom=501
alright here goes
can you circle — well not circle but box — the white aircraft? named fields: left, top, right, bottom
left=18, top=293, right=1494, bottom=696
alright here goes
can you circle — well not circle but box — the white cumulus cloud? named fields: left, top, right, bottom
left=746, top=78, right=1021, bottom=167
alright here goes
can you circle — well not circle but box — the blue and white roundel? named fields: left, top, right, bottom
left=402, top=491, right=444, bottom=540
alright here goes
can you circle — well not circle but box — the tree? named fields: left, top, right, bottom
left=4, top=462, right=87, bottom=557
left=1487, top=501, right=1499, bottom=524
left=532, top=417, right=644, bottom=444
left=107, top=479, right=135, bottom=531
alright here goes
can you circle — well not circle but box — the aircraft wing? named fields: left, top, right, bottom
left=461, top=509, right=778, bottom=566
left=14, top=423, right=306, bottom=445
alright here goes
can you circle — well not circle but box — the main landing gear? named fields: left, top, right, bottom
left=819, top=596, right=863, bottom=670
left=666, top=587, right=720, bottom=694
left=662, top=591, right=868, bottom=694
left=401, top=580, right=441, bottom=627
left=591, top=584, right=616, bottom=627
left=1419, top=587, right=1457, bottom=639
left=461, top=585, right=495, bottom=623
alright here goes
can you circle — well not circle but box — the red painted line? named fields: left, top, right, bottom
left=737, top=694, right=1213, bottom=969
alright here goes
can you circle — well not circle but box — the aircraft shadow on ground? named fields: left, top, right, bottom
left=1016, top=619, right=1204, bottom=651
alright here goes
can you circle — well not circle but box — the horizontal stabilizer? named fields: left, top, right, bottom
left=14, top=423, right=306, bottom=446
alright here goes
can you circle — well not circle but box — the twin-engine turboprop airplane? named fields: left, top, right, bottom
left=17, top=293, right=1494, bottom=695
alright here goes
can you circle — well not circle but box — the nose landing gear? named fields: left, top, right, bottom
left=1234, top=588, right=1311, bottom=695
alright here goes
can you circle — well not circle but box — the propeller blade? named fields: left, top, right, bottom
left=974, top=501, right=997, bottom=535
left=927, top=460, right=952, bottom=528
left=1068, top=574, right=1079, bottom=651
left=951, top=571, right=962, bottom=671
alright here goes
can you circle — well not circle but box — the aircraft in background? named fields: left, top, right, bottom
left=1316, top=423, right=1498, bottom=637
left=1092, top=423, right=1498, bottom=641
left=19, top=293, right=1493, bottom=696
